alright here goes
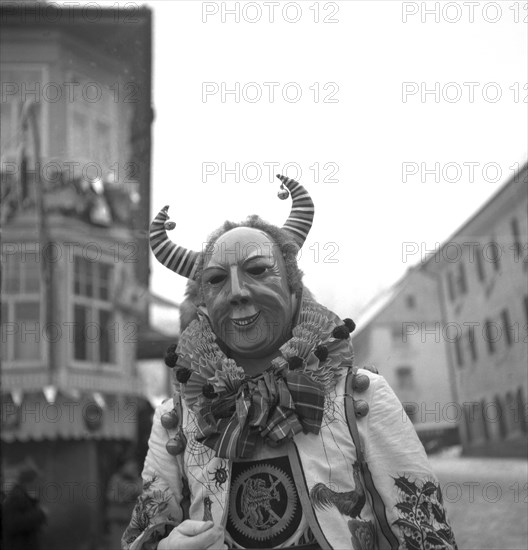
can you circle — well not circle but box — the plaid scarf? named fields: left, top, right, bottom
left=194, top=366, right=325, bottom=459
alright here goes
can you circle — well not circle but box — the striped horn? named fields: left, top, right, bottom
left=277, top=175, right=314, bottom=247
left=149, top=206, right=201, bottom=280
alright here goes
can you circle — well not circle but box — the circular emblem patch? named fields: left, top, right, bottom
left=228, top=463, right=298, bottom=544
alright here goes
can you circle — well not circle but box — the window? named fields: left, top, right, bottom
left=0, top=250, right=42, bottom=362
left=490, top=240, right=501, bottom=272
left=511, top=218, right=522, bottom=260
left=391, top=324, right=408, bottom=346
left=475, top=244, right=486, bottom=282
left=446, top=272, right=455, bottom=301
left=480, top=399, right=490, bottom=441
left=453, top=334, right=464, bottom=367
left=456, top=263, right=467, bottom=295
left=467, top=327, right=478, bottom=362
left=484, top=319, right=496, bottom=355
left=72, top=257, right=115, bottom=364
left=395, top=366, right=414, bottom=390
left=67, top=72, right=117, bottom=172
left=501, top=309, right=513, bottom=347
left=0, top=65, right=47, bottom=160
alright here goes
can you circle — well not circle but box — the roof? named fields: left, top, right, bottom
left=421, top=161, right=528, bottom=268
left=352, top=268, right=416, bottom=337
left=353, top=160, right=528, bottom=336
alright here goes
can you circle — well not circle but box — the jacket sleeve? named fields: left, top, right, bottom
left=121, top=399, right=186, bottom=550
left=358, top=372, right=458, bottom=550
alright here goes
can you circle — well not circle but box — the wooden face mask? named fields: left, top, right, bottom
left=200, top=227, right=296, bottom=359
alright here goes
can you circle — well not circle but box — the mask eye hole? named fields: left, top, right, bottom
left=207, top=274, right=226, bottom=285
left=246, top=266, right=266, bottom=276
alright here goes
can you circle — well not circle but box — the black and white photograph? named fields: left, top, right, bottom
left=1, top=1, right=527, bottom=549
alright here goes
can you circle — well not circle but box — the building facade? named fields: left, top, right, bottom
left=423, top=163, right=528, bottom=455
left=352, top=267, right=458, bottom=450
left=1, top=3, right=153, bottom=548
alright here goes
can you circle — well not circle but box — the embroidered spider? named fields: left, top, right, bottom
left=208, top=460, right=228, bottom=489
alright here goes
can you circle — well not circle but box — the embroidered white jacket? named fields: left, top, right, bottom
left=122, top=369, right=457, bottom=550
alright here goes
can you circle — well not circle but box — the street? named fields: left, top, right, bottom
left=429, top=454, right=528, bottom=550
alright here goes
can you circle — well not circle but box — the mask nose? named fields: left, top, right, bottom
left=229, top=268, right=250, bottom=306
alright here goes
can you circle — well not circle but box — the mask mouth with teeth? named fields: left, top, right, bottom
left=231, top=311, right=261, bottom=328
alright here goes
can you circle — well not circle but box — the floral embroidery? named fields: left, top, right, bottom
left=392, top=475, right=457, bottom=550
left=122, top=475, right=178, bottom=547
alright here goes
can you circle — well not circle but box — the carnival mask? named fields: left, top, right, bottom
left=149, top=175, right=314, bottom=354
left=200, top=227, right=296, bottom=359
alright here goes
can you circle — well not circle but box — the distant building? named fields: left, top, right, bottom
left=353, top=267, right=458, bottom=450
left=422, top=162, right=528, bottom=456
left=1, top=3, right=153, bottom=548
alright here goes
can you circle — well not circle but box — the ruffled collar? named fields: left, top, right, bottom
left=173, top=294, right=354, bottom=458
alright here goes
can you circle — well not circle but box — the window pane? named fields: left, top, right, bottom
left=454, top=336, right=464, bottom=367
left=396, top=366, right=414, bottom=389
left=95, top=120, right=111, bottom=167
left=457, top=263, right=467, bottom=294
left=502, top=309, right=513, bottom=347
left=74, top=304, right=87, bottom=360
left=74, top=256, right=82, bottom=295
left=475, top=245, right=485, bottom=282
left=447, top=272, right=455, bottom=301
left=85, top=261, right=94, bottom=297
left=491, top=241, right=501, bottom=271
left=23, top=255, right=41, bottom=292
left=4, top=253, right=21, bottom=293
left=511, top=218, right=521, bottom=259
left=98, top=309, right=114, bottom=363
left=14, top=302, right=40, bottom=360
left=1, top=303, right=9, bottom=361
left=71, top=110, right=88, bottom=159
left=484, top=320, right=495, bottom=354
left=467, top=329, right=478, bottom=362
left=98, top=264, right=111, bottom=300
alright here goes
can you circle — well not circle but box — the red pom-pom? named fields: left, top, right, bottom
left=288, top=356, right=304, bottom=370
left=176, top=367, right=192, bottom=383
left=352, top=373, right=370, bottom=392
left=343, top=318, right=356, bottom=333
left=332, top=325, right=350, bottom=339
left=166, top=433, right=186, bottom=455
left=354, top=399, right=369, bottom=418
left=161, top=410, right=180, bottom=429
left=164, top=351, right=179, bottom=368
left=314, top=345, right=328, bottom=362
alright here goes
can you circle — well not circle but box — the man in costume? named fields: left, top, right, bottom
left=122, top=176, right=457, bottom=550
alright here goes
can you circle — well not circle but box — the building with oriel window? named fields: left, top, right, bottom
left=1, top=3, right=153, bottom=548
left=422, top=162, right=528, bottom=456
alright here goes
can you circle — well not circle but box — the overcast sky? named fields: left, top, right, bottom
left=140, top=0, right=526, bottom=329
left=61, top=1, right=527, bottom=329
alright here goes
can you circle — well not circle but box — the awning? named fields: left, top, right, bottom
left=1, top=390, right=139, bottom=442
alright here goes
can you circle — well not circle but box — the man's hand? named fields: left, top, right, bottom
left=158, top=520, right=226, bottom=550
